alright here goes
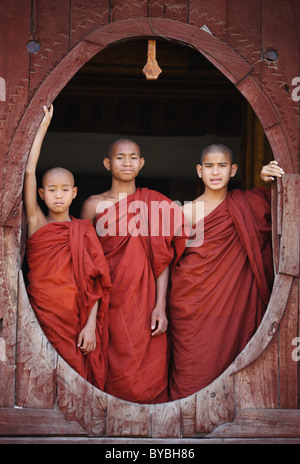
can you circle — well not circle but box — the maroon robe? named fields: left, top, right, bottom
left=95, top=188, right=187, bottom=403
left=168, top=187, right=273, bottom=400
left=26, top=219, right=111, bottom=390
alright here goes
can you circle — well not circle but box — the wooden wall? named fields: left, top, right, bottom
left=0, top=0, right=299, bottom=443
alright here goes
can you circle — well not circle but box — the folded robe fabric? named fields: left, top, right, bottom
left=95, top=187, right=187, bottom=404
left=26, top=218, right=111, bottom=390
left=168, top=187, right=274, bottom=401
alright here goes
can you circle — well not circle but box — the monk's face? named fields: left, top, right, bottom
left=196, top=151, right=237, bottom=191
left=39, top=170, right=77, bottom=213
left=103, top=141, right=145, bottom=181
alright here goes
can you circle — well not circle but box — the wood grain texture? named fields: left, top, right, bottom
left=0, top=0, right=299, bottom=440
left=209, top=409, right=300, bottom=438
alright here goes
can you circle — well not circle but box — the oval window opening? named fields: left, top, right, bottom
left=22, top=38, right=275, bottom=406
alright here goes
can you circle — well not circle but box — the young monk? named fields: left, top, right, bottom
left=168, top=143, right=284, bottom=401
left=24, top=105, right=111, bottom=390
left=81, top=138, right=187, bottom=403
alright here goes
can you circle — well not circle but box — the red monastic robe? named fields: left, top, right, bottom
left=26, top=218, right=111, bottom=390
left=168, top=187, right=274, bottom=401
left=95, top=188, right=187, bottom=404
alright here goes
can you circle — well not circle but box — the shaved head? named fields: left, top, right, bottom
left=41, top=167, right=75, bottom=188
left=199, top=143, right=236, bottom=165
left=107, top=138, right=141, bottom=159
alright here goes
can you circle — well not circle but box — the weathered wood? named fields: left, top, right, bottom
left=149, top=18, right=252, bottom=84
left=230, top=273, right=293, bottom=375
left=70, top=0, right=110, bottom=49
left=0, top=1, right=299, bottom=441
left=16, top=271, right=57, bottom=409
left=150, top=401, right=181, bottom=438
left=0, top=0, right=30, bottom=220
left=279, top=277, right=299, bottom=409
left=29, top=0, right=70, bottom=99
left=0, top=407, right=86, bottom=436
left=234, top=332, right=279, bottom=410
left=149, top=0, right=189, bottom=22
left=209, top=409, right=300, bottom=438
left=189, top=0, right=226, bottom=38
left=278, top=175, right=300, bottom=276
left=261, top=0, right=299, bottom=169
left=180, top=394, right=196, bottom=437
left=106, top=396, right=150, bottom=436
left=110, top=0, right=148, bottom=22
left=195, top=368, right=235, bottom=434
left=0, top=225, right=22, bottom=407
left=1, top=436, right=300, bottom=444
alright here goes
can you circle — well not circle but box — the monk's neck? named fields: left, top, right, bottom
left=47, top=211, right=71, bottom=223
left=201, top=187, right=228, bottom=206
left=108, top=180, right=137, bottom=200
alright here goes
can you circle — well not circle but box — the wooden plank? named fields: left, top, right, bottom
left=149, top=0, right=188, bottom=22
left=209, top=409, right=300, bottom=438
left=279, top=277, right=299, bottom=408
left=271, top=179, right=280, bottom=275
left=236, top=76, right=279, bottom=129
left=180, top=395, right=196, bottom=437
left=0, top=408, right=86, bottom=436
left=189, top=0, right=227, bottom=39
left=0, top=0, right=30, bottom=219
left=278, top=175, right=300, bottom=276
left=86, top=17, right=153, bottom=47
left=29, top=0, right=70, bottom=99
left=16, top=271, right=57, bottom=409
left=70, top=0, right=109, bottom=48
left=264, top=124, right=296, bottom=174
left=110, top=0, right=148, bottom=22
left=261, top=0, right=299, bottom=172
left=150, top=401, right=181, bottom=438
left=195, top=368, right=235, bottom=434
left=106, top=396, right=150, bottom=436
left=149, top=18, right=252, bottom=84
left=56, top=356, right=95, bottom=434
left=234, top=333, right=279, bottom=410
left=226, top=0, right=262, bottom=65
left=230, top=273, right=293, bottom=375
left=1, top=436, right=300, bottom=444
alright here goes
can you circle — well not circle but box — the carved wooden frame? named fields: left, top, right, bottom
left=1, top=18, right=298, bottom=439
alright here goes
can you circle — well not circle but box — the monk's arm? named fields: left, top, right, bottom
left=80, top=197, right=97, bottom=224
left=77, top=300, right=98, bottom=355
left=24, top=105, right=53, bottom=222
left=151, top=266, right=169, bottom=336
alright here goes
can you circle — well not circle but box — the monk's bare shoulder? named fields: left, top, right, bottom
left=182, top=197, right=205, bottom=225
left=81, top=193, right=107, bottom=223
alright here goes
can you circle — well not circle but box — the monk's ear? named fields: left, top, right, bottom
left=72, top=186, right=78, bottom=199
left=38, top=188, right=45, bottom=200
left=139, top=157, right=145, bottom=170
left=103, top=157, right=110, bottom=171
left=196, top=164, right=202, bottom=178
left=231, top=163, right=238, bottom=177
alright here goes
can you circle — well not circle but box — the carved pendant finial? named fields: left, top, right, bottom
left=143, top=40, right=162, bottom=80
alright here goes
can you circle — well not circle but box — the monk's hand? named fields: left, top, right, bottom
left=260, top=160, right=285, bottom=182
left=77, top=325, right=96, bottom=355
left=151, top=305, right=168, bottom=336
left=40, top=104, right=54, bottom=128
